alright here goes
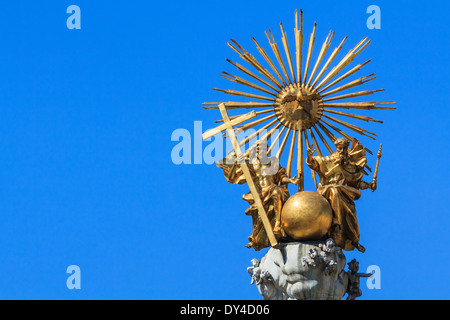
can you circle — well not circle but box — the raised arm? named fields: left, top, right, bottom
left=281, top=175, right=300, bottom=186
left=355, top=272, right=373, bottom=278
left=306, top=146, right=319, bottom=171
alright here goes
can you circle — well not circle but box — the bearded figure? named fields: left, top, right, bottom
left=306, top=138, right=376, bottom=252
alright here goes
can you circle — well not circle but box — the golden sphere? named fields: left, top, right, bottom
left=281, top=191, right=332, bottom=240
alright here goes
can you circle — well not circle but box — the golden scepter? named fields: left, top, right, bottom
left=371, top=144, right=382, bottom=191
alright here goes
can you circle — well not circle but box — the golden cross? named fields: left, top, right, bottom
left=202, top=103, right=279, bottom=248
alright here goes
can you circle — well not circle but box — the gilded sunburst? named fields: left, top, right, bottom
left=203, top=10, right=395, bottom=190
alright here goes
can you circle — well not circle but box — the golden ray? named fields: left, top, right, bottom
left=286, top=129, right=296, bottom=177
left=307, top=31, right=334, bottom=86
left=268, top=126, right=287, bottom=155
left=227, top=120, right=280, bottom=155
left=312, top=125, right=333, bottom=154
left=280, top=22, right=297, bottom=84
left=245, top=122, right=283, bottom=155
left=213, top=88, right=275, bottom=101
left=322, top=114, right=377, bottom=140
left=251, top=37, right=288, bottom=87
left=318, top=59, right=371, bottom=93
left=266, top=30, right=291, bottom=84
left=202, top=111, right=257, bottom=140
left=203, top=101, right=274, bottom=109
left=323, top=109, right=384, bottom=123
left=317, top=121, right=337, bottom=141
left=302, top=22, right=317, bottom=84
left=239, top=119, right=279, bottom=148
left=319, top=119, right=374, bottom=154
left=316, top=37, right=370, bottom=90
left=228, top=39, right=283, bottom=88
left=226, top=59, right=280, bottom=92
left=316, top=123, right=373, bottom=169
left=310, top=36, right=348, bottom=88
left=308, top=127, right=323, bottom=157
left=323, top=101, right=397, bottom=110
left=318, top=117, right=375, bottom=170
left=303, top=129, right=317, bottom=189
left=275, top=128, right=292, bottom=159
left=322, top=89, right=385, bottom=102
left=221, top=72, right=278, bottom=96
left=235, top=113, right=277, bottom=132
left=321, top=74, right=376, bottom=97
left=295, top=9, right=304, bottom=84
left=214, top=109, right=274, bottom=123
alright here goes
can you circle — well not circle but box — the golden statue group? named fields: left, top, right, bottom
left=202, top=10, right=394, bottom=256
left=217, top=137, right=379, bottom=253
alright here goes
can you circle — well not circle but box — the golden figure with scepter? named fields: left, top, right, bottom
left=306, top=138, right=382, bottom=252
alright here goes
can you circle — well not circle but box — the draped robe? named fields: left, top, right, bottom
left=306, top=141, right=367, bottom=251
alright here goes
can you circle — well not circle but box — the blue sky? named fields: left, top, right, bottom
left=0, top=1, right=448, bottom=299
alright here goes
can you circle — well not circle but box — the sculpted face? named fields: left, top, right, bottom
left=334, top=145, right=348, bottom=165
left=334, top=138, right=350, bottom=165
left=336, top=145, right=348, bottom=157
left=274, top=84, right=323, bottom=130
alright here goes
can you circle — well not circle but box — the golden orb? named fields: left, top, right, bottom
left=281, top=191, right=332, bottom=240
